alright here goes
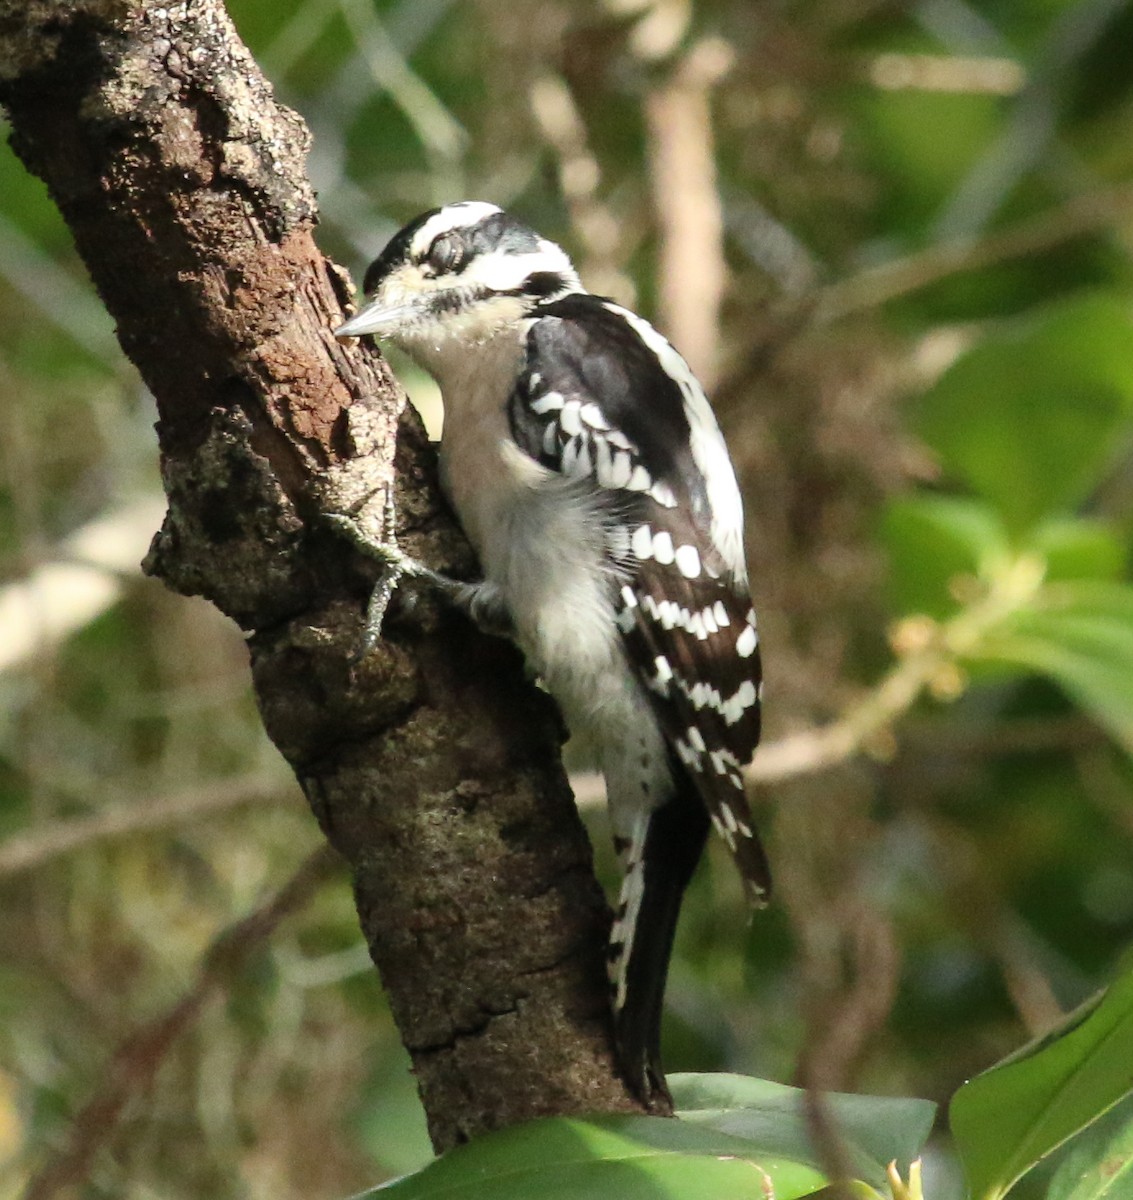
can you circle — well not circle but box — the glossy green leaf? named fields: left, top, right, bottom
left=363, top=1112, right=829, bottom=1199
left=671, top=1072, right=936, bottom=1188
left=916, top=294, right=1133, bottom=530
left=1047, top=1091, right=1133, bottom=1200
left=974, top=582, right=1133, bottom=752
left=950, top=956, right=1133, bottom=1200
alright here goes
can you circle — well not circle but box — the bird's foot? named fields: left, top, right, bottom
left=326, top=510, right=513, bottom=652
left=324, top=511, right=432, bottom=656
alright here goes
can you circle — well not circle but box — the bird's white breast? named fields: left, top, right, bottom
left=430, top=329, right=668, bottom=795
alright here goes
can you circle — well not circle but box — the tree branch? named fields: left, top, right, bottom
left=0, top=0, right=639, bottom=1153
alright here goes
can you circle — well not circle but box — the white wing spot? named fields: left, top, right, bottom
left=628, top=464, right=652, bottom=491
left=579, top=402, right=609, bottom=430
left=631, top=524, right=653, bottom=560
left=530, top=389, right=564, bottom=414
left=644, top=595, right=682, bottom=631
left=675, top=544, right=701, bottom=579
left=736, top=623, right=758, bottom=659
left=651, top=531, right=675, bottom=565
left=723, top=680, right=758, bottom=725
left=708, top=748, right=744, bottom=777
left=616, top=585, right=639, bottom=632
left=559, top=400, right=582, bottom=436
left=608, top=450, right=632, bottom=488
left=649, top=481, right=678, bottom=508
left=711, top=812, right=736, bottom=851
left=675, top=736, right=701, bottom=772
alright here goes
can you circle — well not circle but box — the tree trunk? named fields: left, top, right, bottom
left=0, top=0, right=643, bottom=1151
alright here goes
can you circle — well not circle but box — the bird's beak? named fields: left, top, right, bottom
left=334, top=298, right=419, bottom=340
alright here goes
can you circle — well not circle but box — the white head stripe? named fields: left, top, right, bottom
left=461, top=244, right=578, bottom=294
left=408, top=201, right=503, bottom=257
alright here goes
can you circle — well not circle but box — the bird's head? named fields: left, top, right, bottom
left=334, top=201, right=581, bottom=366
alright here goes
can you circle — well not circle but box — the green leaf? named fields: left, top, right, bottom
left=1026, top=518, right=1128, bottom=584
left=671, top=1073, right=936, bottom=1188
left=974, top=582, right=1133, bottom=752
left=883, top=495, right=1010, bottom=618
left=1047, top=1091, right=1133, bottom=1200
left=364, top=1112, right=829, bottom=1199
left=950, top=955, right=1133, bottom=1200
left=916, top=294, right=1133, bottom=530
left=358, top=1075, right=935, bottom=1200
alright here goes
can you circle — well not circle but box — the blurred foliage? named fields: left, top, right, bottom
left=2, top=0, right=1133, bottom=1197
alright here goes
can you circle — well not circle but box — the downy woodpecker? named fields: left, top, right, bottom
left=334, top=201, right=767, bottom=1101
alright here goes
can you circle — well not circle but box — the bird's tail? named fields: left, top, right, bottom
left=608, top=767, right=709, bottom=1105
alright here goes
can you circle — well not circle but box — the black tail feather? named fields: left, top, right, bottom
left=613, top=771, right=710, bottom=1104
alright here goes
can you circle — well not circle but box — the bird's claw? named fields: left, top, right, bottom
left=325, top=511, right=422, bottom=656
left=326, top=509, right=508, bottom=653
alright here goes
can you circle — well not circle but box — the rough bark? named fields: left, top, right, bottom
left=0, top=0, right=643, bottom=1151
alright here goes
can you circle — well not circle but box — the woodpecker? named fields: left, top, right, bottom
left=334, top=201, right=767, bottom=1102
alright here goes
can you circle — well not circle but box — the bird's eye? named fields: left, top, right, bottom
left=426, top=234, right=465, bottom=274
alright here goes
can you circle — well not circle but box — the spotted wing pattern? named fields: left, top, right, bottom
left=509, top=294, right=768, bottom=900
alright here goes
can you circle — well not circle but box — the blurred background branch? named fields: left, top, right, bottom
left=0, top=774, right=297, bottom=879
left=23, top=848, right=340, bottom=1200
left=645, top=36, right=733, bottom=386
